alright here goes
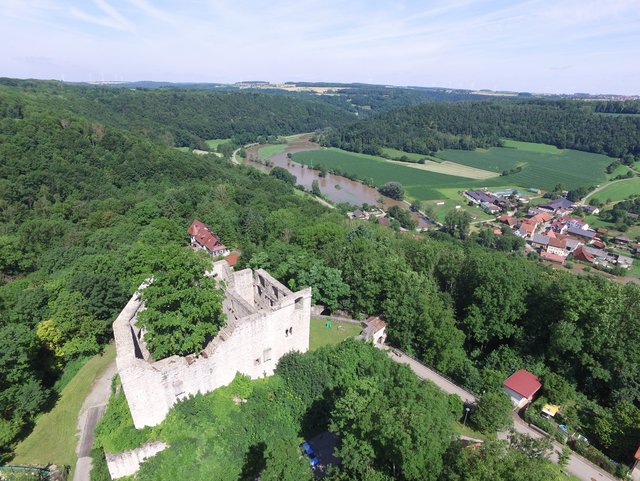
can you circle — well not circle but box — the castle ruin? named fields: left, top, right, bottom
left=113, top=260, right=312, bottom=428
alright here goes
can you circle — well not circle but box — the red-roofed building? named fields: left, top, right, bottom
left=547, top=237, right=567, bottom=257
left=631, top=445, right=640, bottom=481
left=225, top=252, right=240, bottom=269
left=503, top=369, right=542, bottom=409
left=540, top=251, right=566, bottom=264
left=573, top=246, right=595, bottom=263
left=188, top=220, right=229, bottom=257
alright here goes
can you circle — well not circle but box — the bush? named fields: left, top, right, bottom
left=470, top=391, right=513, bottom=434
left=568, top=438, right=618, bottom=475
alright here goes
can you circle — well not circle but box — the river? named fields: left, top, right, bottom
left=242, top=137, right=432, bottom=228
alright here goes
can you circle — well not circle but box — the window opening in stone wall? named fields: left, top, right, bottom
left=285, top=328, right=289, bottom=337
left=272, top=286, right=279, bottom=298
left=295, top=297, right=303, bottom=310
left=290, top=326, right=293, bottom=335
left=263, top=348, right=272, bottom=362
left=254, top=357, right=261, bottom=366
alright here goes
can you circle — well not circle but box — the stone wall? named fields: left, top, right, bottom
left=105, top=441, right=168, bottom=479
left=113, top=261, right=311, bottom=429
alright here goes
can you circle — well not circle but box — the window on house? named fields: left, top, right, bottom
left=263, top=348, right=272, bottom=362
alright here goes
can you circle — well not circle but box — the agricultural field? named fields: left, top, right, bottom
left=292, top=148, right=494, bottom=201
left=390, top=159, right=498, bottom=180
left=380, top=147, right=435, bottom=162
left=436, top=142, right=613, bottom=191
left=205, top=138, right=231, bottom=150
left=257, top=143, right=288, bottom=159
left=587, top=177, right=640, bottom=204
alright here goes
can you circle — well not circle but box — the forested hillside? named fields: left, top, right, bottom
left=0, top=78, right=354, bottom=149
left=1, top=80, right=638, bottom=473
left=320, top=100, right=640, bottom=159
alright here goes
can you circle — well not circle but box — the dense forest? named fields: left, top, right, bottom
left=320, top=100, right=640, bottom=159
left=91, top=341, right=567, bottom=481
left=0, top=78, right=354, bottom=149
left=1, top=80, right=639, bottom=475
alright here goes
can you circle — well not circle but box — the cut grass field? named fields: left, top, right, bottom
left=587, top=177, right=640, bottom=203
left=435, top=143, right=613, bottom=191
left=380, top=147, right=435, bottom=162
left=389, top=159, right=498, bottom=180
left=309, top=317, right=362, bottom=351
left=257, top=143, right=288, bottom=159
left=12, top=343, right=116, bottom=468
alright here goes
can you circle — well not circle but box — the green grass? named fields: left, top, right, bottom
left=205, top=138, right=231, bottom=150
left=293, top=148, right=495, bottom=201
left=500, top=139, right=562, bottom=154
left=435, top=143, right=613, bottom=191
left=452, top=422, right=487, bottom=441
left=173, top=146, right=191, bottom=152
left=380, top=147, right=435, bottom=162
left=257, top=143, right=288, bottom=159
left=588, top=177, right=640, bottom=204
left=13, top=343, right=116, bottom=468
left=309, top=317, right=362, bottom=351
left=606, top=164, right=632, bottom=180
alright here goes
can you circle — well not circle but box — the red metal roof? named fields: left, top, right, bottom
left=225, top=253, right=240, bottom=268
left=540, top=251, right=565, bottom=264
left=503, top=369, right=542, bottom=399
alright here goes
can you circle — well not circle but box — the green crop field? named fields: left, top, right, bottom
left=292, top=148, right=497, bottom=201
left=205, top=138, right=231, bottom=150
left=257, top=144, right=288, bottom=159
left=380, top=147, right=435, bottom=162
left=588, top=177, right=640, bottom=203
left=435, top=143, right=612, bottom=191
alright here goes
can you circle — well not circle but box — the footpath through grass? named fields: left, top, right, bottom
left=12, top=343, right=116, bottom=468
left=309, top=317, right=362, bottom=351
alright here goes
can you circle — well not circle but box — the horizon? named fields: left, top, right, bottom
left=2, top=0, right=640, bottom=95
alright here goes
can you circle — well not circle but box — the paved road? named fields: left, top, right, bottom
left=73, top=361, right=117, bottom=481
left=385, top=346, right=618, bottom=481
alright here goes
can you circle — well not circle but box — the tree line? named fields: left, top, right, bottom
left=318, top=99, right=640, bottom=159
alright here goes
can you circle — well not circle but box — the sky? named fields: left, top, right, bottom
left=2, top=0, right=640, bottom=94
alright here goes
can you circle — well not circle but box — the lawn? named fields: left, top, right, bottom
left=380, top=147, right=435, bottom=162
left=257, top=143, right=288, bottom=159
left=587, top=177, right=640, bottom=204
left=292, top=148, right=495, bottom=201
left=309, top=317, right=362, bottom=351
left=435, top=142, right=613, bottom=191
left=12, top=343, right=116, bottom=468
left=205, top=138, right=231, bottom=150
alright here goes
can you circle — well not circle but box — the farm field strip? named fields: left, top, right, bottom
left=387, top=159, right=499, bottom=180
left=257, top=143, right=288, bottom=158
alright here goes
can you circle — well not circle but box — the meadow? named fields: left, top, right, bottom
left=588, top=177, right=640, bottom=203
left=205, top=138, right=231, bottom=150
left=257, top=143, right=288, bottom=159
left=309, top=317, right=362, bottom=351
left=435, top=142, right=612, bottom=191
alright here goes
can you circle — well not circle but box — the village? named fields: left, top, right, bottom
left=465, top=189, right=637, bottom=271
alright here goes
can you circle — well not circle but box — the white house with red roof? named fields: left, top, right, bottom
left=188, top=219, right=229, bottom=257
left=503, top=369, right=542, bottom=409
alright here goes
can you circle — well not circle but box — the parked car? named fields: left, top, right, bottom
left=301, top=441, right=318, bottom=467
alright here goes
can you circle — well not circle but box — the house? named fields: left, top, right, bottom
left=563, top=237, right=583, bottom=253
left=498, top=215, right=518, bottom=227
left=566, top=226, right=596, bottom=240
left=503, top=369, right=542, bottom=409
left=515, top=223, right=536, bottom=239
left=530, top=233, right=550, bottom=249
left=572, top=245, right=595, bottom=263
left=617, top=254, right=634, bottom=269
left=348, top=209, right=369, bottom=220
left=631, top=446, right=640, bottom=481
left=225, top=252, right=240, bottom=269
left=538, top=197, right=574, bottom=213
left=359, top=316, right=387, bottom=345
left=596, top=227, right=608, bottom=236
left=188, top=220, right=229, bottom=257
left=481, top=202, right=501, bottom=214
left=583, top=205, right=600, bottom=215
left=547, top=237, right=567, bottom=257
left=614, top=236, right=631, bottom=245
left=540, top=251, right=566, bottom=264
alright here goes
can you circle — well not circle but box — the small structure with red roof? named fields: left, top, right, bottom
left=188, top=219, right=229, bottom=257
left=631, top=445, right=640, bottom=481
left=503, top=369, right=542, bottom=409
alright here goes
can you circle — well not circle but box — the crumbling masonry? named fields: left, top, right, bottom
left=113, top=260, right=312, bottom=428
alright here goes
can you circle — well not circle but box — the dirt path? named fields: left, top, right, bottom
left=73, top=361, right=117, bottom=481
